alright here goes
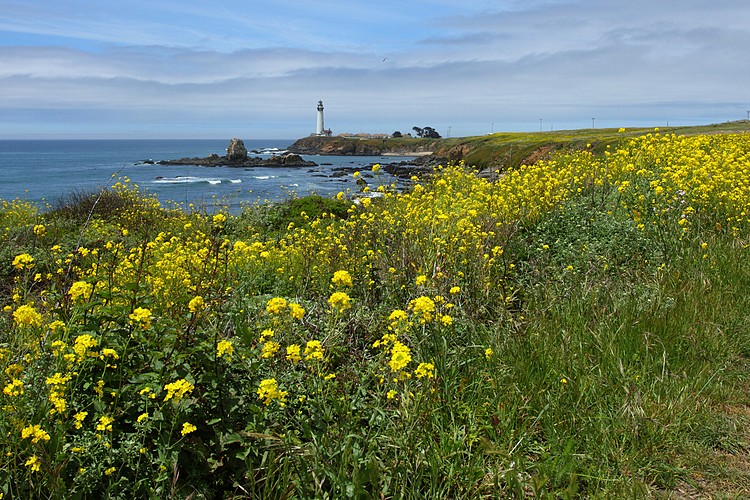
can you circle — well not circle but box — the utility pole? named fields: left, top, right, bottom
left=592, top=117, right=595, bottom=129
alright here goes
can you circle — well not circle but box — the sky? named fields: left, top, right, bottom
left=0, top=0, right=748, bottom=139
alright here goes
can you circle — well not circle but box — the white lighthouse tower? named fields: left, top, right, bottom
left=316, top=100, right=325, bottom=135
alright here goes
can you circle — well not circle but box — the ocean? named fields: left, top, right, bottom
left=0, top=139, right=414, bottom=212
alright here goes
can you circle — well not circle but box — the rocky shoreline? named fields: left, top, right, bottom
left=142, top=137, right=440, bottom=179
left=151, top=152, right=317, bottom=168
left=140, top=138, right=317, bottom=168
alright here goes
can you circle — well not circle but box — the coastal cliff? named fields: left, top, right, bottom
left=288, top=136, right=439, bottom=156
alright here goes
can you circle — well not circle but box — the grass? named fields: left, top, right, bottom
left=1, top=129, right=750, bottom=498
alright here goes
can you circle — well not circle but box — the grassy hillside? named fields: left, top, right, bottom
left=2, top=128, right=750, bottom=497
left=432, top=120, right=750, bottom=169
left=292, top=121, right=750, bottom=172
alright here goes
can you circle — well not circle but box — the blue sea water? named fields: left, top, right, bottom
left=0, top=139, right=413, bottom=212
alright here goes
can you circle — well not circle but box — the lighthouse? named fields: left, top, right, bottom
left=316, top=100, right=325, bottom=135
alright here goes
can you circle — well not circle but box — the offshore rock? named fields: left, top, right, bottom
left=226, top=138, right=248, bottom=161
left=155, top=138, right=317, bottom=167
left=262, top=153, right=313, bottom=166
left=157, top=152, right=317, bottom=168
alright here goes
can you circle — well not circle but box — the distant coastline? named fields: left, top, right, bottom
left=287, top=136, right=438, bottom=157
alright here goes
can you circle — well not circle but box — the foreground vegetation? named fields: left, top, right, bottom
left=2, top=129, right=750, bottom=498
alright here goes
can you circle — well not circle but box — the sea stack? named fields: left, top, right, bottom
left=227, top=138, right=248, bottom=162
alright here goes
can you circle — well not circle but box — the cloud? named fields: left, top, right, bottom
left=0, top=0, right=748, bottom=138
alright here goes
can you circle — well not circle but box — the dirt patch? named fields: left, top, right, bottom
left=521, top=145, right=557, bottom=165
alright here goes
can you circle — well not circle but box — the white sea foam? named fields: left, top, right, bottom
left=257, top=148, right=288, bottom=155
left=153, top=176, right=234, bottom=185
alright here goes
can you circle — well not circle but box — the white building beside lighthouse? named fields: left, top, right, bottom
left=316, top=100, right=332, bottom=136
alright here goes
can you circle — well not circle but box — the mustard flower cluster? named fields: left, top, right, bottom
left=12, top=305, right=42, bottom=327
left=217, top=339, right=234, bottom=359
left=331, top=270, right=353, bottom=288
left=129, top=307, right=152, bottom=329
left=73, top=334, right=98, bottom=362
left=328, top=291, right=352, bottom=312
left=188, top=295, right=205, bottom=313
left=4, top=378, right=24, bottom=397
left=266, top=297, right=288, bottom=315
left=257, top=378, right=288, bottom=406
left=12, top=253, right=34, bottom=270
left=303, top=340, right=324, bottom=361
left=68, top=281, right=93, bottom=303
left=163, top=379, right=194, bottom=404
left=408, top=296, right=436, bottom=324
left=21, top=424, right=51, bottom=443
left=389, top=341, right=412, bottom=373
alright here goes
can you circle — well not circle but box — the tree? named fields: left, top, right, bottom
left=412, top=126, right=441, bottom=139
left=392, top=131, right=402, bottom=138
left=422, top=127, right=441, bottom=139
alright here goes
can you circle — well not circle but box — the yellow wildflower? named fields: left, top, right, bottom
left=12, top=253, right=34, bottom=270
left=327, top=291, right=351, bottom=312
left=181, top=422, right=197, bottom=436
left=261, top=341, right=281, bottom=358
left=68, top=281, right=93, bottom=302
left=21, top=424, right=51, bottom=443
left=260, top=329, right=275, bottom=339
left=257, top=378, right=288, bottom=406
left=100, top=348, right=118, bottom=360
left=286, top=344, right=302, bottom=363
left=73, top=334, right=98, bottom=361
left=163, top=379, right=194, bottom=404
left=13, top=304, right=42, bottom=327
left=409, top=296, right=436, bottom=323
left=73, top=411, right=88, bottom=429
left=331, top=270, right=353, bottom=288
left=96, top=415, right=114, bottom=432
left=3, top=379, right=24, bottom=397
left=188, top=295, right=205, bottom=313
left=414, top=362, right=435, bottom=379
left=129, top=307, right=152, bottom=329
left=25, top=455, right=41, bottom=472
left=289, top=302, right=305, bottom=320
left=304, top=340, right=324, bottom=360
left=266, top=297, right=287, bottom=315
left=389, top=341, right=412, bottom=372
left=217, top=339, right=234, bottom=359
